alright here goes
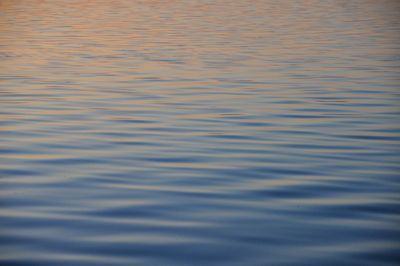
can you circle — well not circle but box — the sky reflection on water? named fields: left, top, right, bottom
left=1, top=1, right=400, bottom=265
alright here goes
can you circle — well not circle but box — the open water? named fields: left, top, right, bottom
left=0, top=1, right=400, bottom=265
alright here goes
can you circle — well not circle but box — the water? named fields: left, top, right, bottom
left=1, top=0, right=400, bottom=265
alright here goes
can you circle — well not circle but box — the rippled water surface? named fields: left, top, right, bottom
left=1, top=1, right=400, bottom=265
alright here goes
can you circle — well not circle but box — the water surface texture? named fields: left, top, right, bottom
left=1, top=1, right=400, bottom=265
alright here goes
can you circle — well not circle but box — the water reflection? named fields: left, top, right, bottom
left=1, top=0, right=400, bottom=265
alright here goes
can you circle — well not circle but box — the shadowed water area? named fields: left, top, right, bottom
left=1, top=0, right=400, bottom=265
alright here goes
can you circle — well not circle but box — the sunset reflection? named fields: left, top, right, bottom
left=1, top=1, right=399, bottom=265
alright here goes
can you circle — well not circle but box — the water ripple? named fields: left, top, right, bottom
left=1, top=0, right=400, bottom=265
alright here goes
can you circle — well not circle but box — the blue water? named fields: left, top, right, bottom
left=1, top=1, right=400, bottom=265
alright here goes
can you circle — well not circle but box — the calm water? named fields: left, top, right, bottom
left=1, top=1, right=400, bottom=265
